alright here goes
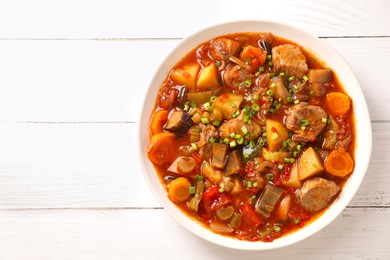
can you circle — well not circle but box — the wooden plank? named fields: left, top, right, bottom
left=0, top=122, right=387, bottom=209
left=0, top=38, right=388, bottom=122
left=0, top=207, right=388, bottom=259
left=0, top=0, right=388, bottom=38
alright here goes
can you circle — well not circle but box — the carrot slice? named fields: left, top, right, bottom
left=240, top=46, right=267, bottom=66
left=325, top=92, right=351, bottom=116
left=150, top=109, right=168, bottom=135
left=147, top=132, right=176, bottom=166
left=168, top=177, right=191, bottom=203
left=325, top=150, right=354, bottom=177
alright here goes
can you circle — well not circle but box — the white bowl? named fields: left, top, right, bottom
left=138, top=20, right=372, bottom=250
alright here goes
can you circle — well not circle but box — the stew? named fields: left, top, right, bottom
left=147, top=32, right=355, bottom=242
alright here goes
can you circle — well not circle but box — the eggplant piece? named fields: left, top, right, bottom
left=211, top=143, right=229, bottom=169
left=307, top=69, right=332, bottom=83
left=255, top=184, right=284, bottom=218
left=163, top=110, right=192, bottom=136
left=260, top=40, right=272, bottom=55
left=270, top=76, right=290, bottom=104
left=224, top=150, right=243, bottom=176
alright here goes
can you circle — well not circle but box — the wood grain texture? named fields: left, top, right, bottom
left=0, top=122, right=387, bottom=209
left=0, top=208, right=388, bottom=260
left=0, top=0, right=388, bottom=38
left=0, top=38, right=388, bottom=122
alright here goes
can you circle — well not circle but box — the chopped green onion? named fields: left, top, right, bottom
left=271, top=132, right=279, bottom=140
left=197, top=175, right=204, bottom=181
left=201, top=117, right=209, bottom=124
left=209, top=137, right=215, bottom=144
left=267, top=55, right=272, bottom=60
left=266, top=90, right=273, bottom=96
left=269, top=72, right=275, bottom=77
left=244, top=153, right=250, bottom=159
left=282, top=140, right=287, bottom=148
left=251, top=104, right=260, bottom=112
left=322, top=117, right=328, bottom=123
left=279, top=72, right=285, bottom=76
left=212, top=120, right=221, bottom=127
left=288, top=76, right=295, bottom=82
left=294, top=218, right=300, bottom=224
left=289, top=158, right=295, bottom=163
left=230, top=132, right=236, bottom=138
left=223, top=138, right=230, bottom=144
left=278, top=164, right=284, bottom=170
left=253, top=94, right=259, bottom=100
left=283, top=157, right=290, bottom=163
left=229, top=140, right=237, bottom=148
left=183, top=102, right=190, bottom=112
left=296, top=144, right=302, bottom=151
left=240, top=126, right=248, bottom=135
left=237, top=136, right=244, bottom=145
left=269, top=108, right=276, bottom=114
left=259, top=66, right=265, bottom=72
left=191, top=143, right=198, bottom=151
left=190, top=102, right=196, bottom=108
left=203, top=102, right=212, bottom=112
left=244, top=79, right=252, bottom=88
left=232, top=109, right=240, bottom=118
left=247, top=181, right=253, bottom=188
left=210, top=96, right=217, bottom=103
left=253, top=182, right=259, bottom=187
left=255, top=72, right=260, bottom=77
left=293, top=85, right=299, bottom=90
left=293, top=151, right=298, bottom=157
left=270, top=82, right=276, bottom=88
left=266, top=173, right=274, bottom=182
left=189, top=186, right=196, bottom=195
left=267, top=61, right=273, bottom=66
left=274, top=226, right=281, bottom=232
left=249, top=140, right=256, bottom=149
left=294, top=100, right=300, bottom=105
left=286, top=96, right=293, bottom=103
left=219, top=187, right=225, bottom=193
left=215, top=60, right=221, bottom=67
left=258, top=137, right=266, bottom=146
left=303, top=75, right=309, bottom=81
left=301, top=126, right=306, bottom=130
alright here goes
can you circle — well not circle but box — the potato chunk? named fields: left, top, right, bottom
left=282, top=162, right=302, bottom=188
left=298, top=147, right=324, bottom=180
left=266, top=119, right=289, bottom=152
left=197, top=63, right=220, bottom=90
left=170, top=63, right=200, bottom=90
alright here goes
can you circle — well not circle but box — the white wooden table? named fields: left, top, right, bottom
left=0, top=0, right=389, bottom=259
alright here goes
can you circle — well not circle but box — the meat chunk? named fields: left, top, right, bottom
left=163, top=110, right=192, bottom=136
left=296, top=177, right=340, bottom=212
left=224, top=150, right=243, bottom=176
left=211, top=143, right=229, bottom=169
left=285, top=102, right=328, bottom=142
left=290, top=80, right=309, bottom=102
left=219, top=112, right=262, bottom=141
left=198, top=124, right=219, bottom=159
left=209, top=38, right=241, bottom=61
left=272, top=44, right=308, bottom=78
left=223, top=65, right=254, bottom=89
left=255, top=184, right=284, bottom=218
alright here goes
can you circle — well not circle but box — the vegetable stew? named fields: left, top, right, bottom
left=147, top=32, right=355, bottom=242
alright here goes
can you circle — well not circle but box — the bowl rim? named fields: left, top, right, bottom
left=138, top=19, right=372, bottom=250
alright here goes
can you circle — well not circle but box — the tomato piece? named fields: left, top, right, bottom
left=201, top=186, right=232, bottom=213
left=240, top=203, right=263, bottom=227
